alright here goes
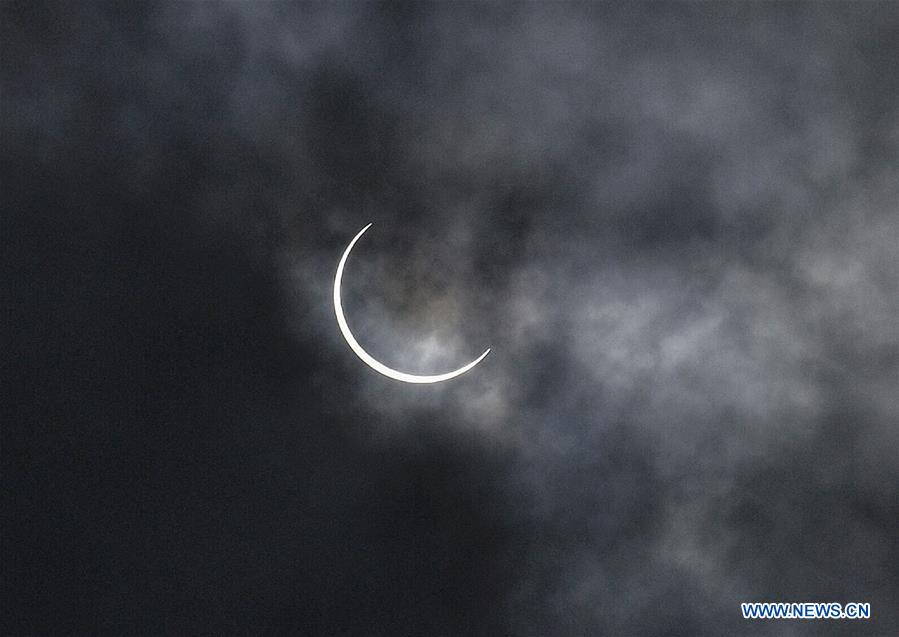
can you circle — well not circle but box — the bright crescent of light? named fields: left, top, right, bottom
left=333, top=223, right=490, bottom=384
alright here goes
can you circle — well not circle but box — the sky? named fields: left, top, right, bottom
left=3, top=2, right=899, bottom=635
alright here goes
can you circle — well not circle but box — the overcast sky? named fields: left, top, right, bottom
left=4, top=2, right=899, bottom=635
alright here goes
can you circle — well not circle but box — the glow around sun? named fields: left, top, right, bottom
left=333, top=223, right=490, bottom=384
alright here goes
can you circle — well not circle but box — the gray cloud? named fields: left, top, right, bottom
left=4, top=2, right=898, bottom=635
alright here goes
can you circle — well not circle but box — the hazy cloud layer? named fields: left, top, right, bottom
left=3, top=2, right=898, bottom=635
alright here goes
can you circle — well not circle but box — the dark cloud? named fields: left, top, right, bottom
left=3, top=2, right=898, bottom=634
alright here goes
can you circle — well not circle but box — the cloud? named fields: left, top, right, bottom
left=4, top=2, right=898, bottom=634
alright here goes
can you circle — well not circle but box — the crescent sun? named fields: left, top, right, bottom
left=333, top=223, right=490, bottom=384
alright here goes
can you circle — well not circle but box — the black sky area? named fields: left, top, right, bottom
left=3, top=2, right=899, bottom=635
